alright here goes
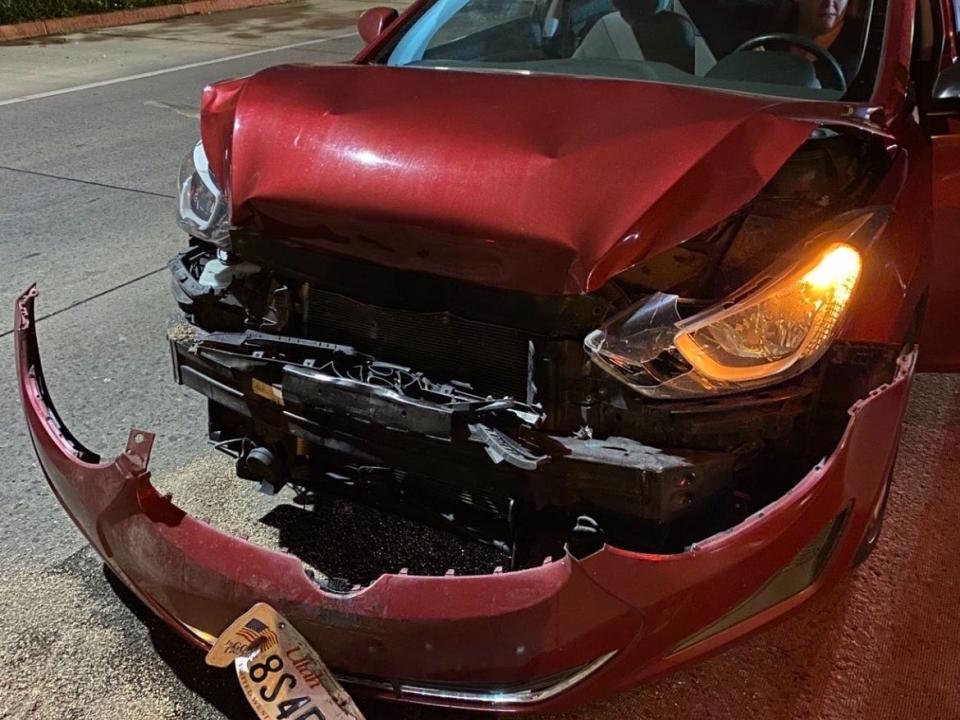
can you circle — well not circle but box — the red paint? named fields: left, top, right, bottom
left=918, top=134, right=960, bottom=370
left=357, top=6, right=399, bottom=46
left=196, top=0, right=930, bottom=299
left=202, top=66, right=819, bottom=295
left=14, top=288, right=915, bottom=712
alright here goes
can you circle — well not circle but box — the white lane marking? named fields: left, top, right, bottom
left=143, top=99, right=200, bottom=119
left=0, top=31, right=356, bottom=107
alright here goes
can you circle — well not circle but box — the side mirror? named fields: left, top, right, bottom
left=933, top=63, right=960, bottom=112
left=358, top=7, right=399, bottom=46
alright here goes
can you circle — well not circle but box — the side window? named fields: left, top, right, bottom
left=951, top=0, right=960, bottom=57
left=914, top=0, right=948, bottom=105
left=915, top=0, right=937, bottom=65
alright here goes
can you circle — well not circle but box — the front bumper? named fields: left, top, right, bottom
left=16, top=286, right=916, bottom=713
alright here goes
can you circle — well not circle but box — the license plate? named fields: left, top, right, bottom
left=206, top=603, right=366, bottom=720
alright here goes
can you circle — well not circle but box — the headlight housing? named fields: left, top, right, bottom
left=585, top=211, right=886, bottom=399
left=177, top=141, right=230, bottom=246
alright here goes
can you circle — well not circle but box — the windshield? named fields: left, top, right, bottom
left=380, top=0, right=884, bottom=101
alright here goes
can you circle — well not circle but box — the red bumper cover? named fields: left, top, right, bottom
left=16, top=287, right=915, bottom=712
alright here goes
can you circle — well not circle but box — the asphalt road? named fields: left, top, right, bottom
left=1, top=4, right=959, bottom=719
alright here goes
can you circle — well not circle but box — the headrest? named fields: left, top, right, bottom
left=646, top=0, right=671, bottom=12
left=613, top=0, right=672, bottom=15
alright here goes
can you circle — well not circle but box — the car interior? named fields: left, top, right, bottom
left=384, top=0, right=882, bottom=100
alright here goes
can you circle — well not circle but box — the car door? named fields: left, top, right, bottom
left=918, top=0, right=960, bottom=370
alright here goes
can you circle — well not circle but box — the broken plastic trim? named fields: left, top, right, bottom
left=177, top=142, right=230, bottom=247
left=173, top=330, right=735, bottom=528
left=584, top=291, right=687, bottom=393
left=192, top=329, right=545, bottom=434
left=17, top=282, right=920, bottom=712
left=468, top=423, right=548, bottom=470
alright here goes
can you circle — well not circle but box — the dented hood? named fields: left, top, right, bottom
left=201, top=65, right=818, bottom=295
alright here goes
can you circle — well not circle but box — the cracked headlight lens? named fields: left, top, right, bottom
left=177, top=141, right=230, bottom=247
left=586, top=211, right=885, bottom=398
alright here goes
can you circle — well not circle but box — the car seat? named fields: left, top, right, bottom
left=574, top=0, right=696, bottom=73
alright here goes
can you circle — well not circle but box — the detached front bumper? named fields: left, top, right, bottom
left=16, top=286, right=916, bottom=713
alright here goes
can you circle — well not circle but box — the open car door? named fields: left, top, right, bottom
left=918, top=130, right=960, bottom=371
left=918, top=0, right=960, bottom=371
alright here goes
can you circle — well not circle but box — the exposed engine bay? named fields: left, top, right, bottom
left=169, top=127, right=902, bottom=587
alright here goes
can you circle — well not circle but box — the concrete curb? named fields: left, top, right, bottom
left=0, top=0, right=289, bottom=42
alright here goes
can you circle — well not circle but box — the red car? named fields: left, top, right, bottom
left=16, top=0, right=960, bottom=712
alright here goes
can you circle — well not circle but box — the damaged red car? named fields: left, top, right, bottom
left=16, top=0, right=960, bottom=712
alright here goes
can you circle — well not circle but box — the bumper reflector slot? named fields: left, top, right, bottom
left=671, top=509, right=848, bottom=653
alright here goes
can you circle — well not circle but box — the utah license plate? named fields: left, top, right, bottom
left=206, top=603, right=365, bottom=720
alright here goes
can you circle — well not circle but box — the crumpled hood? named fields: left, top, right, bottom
left=201, top=64, right=818, bottom=294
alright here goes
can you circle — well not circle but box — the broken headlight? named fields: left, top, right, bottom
left=176, top=141, right=230, bottom=247
left=586, top=211, right=887, bottom=399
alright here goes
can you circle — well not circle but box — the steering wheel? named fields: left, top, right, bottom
left=731, top=33, right=847, bottom=93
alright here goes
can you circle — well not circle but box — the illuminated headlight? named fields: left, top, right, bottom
left=176, top=141, right=230, bottom=246
left=586, top=211, right=886, bottom=398
left=675, top=242, right=861, bottom=382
